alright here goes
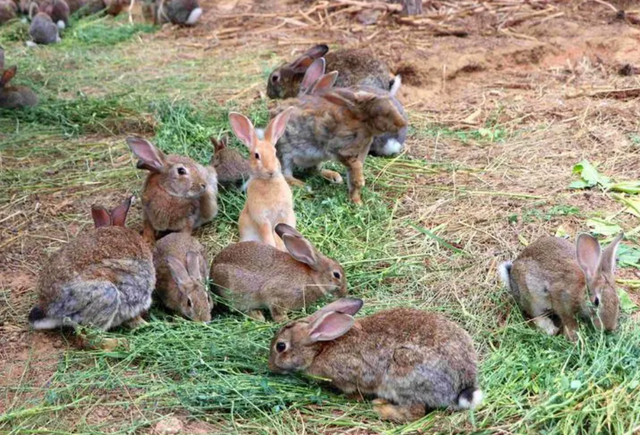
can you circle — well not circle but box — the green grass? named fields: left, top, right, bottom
left=2, top=16, right=640, bottom=435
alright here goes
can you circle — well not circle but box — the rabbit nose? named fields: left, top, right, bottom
left=200, top=183, right=206, bottom=189
left=594, top=297, right=600, bottom=307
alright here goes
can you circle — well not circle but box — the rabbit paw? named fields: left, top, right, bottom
left=372, top=399, right=425, bottom=422
left=247, top=310, right=266, bottom=322
left=125, top=315, right=148, bottom=329
left=533, top=317, right=559, bottom=336
left=320, top=169, right=343, bottom=184
left=285, top=176, right=306, bottom=188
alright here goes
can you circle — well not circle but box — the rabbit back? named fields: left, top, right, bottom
left=0, top=86, right=38, bottom=109
left=33, top=226, right=154, bottom=330
left=30, top=13, right=60, bottom=44
left=326, top=49, right=391, bottom=91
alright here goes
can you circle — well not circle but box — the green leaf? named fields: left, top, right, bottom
left=571, top=160, right=611, bottom=188
left=618, top=288, right=638, bottom=313
left=586, top=218, right=622, bottom=236
left=569, top=180, right=590, bottom=190
left=618, top=244, right=640, bottom=269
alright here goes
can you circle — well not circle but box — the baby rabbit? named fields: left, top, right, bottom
left=126, top=137, right=218, bottom=244
left=499, top=233, right=624, bottom=341
left=153, top=232, right=212, bottom=322
left=30, top=0, right=69, bottom=28
left=210, top=136, right=250, bottom=186
left=28, top=3, right=61, bottom=45
left=274, top=87, right=407, bottom=204
left=28, top=197, right=155, bottom=331
left=0, top=50, right=38, bottom=109
left=228, top=108, right=296, bottom=251
left=0, top=0, right=17, bottom=24
left=269, top=298, right=483, bottom=422
left=267, top=45, right=391, bottom=99
left=144, top=0, right=202, bottom=26
left=211, top=223, right=346, bottom=322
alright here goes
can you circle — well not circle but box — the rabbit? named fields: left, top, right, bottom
left=297, top=58, right=407, bottom=157
left=210, top=135, right=251, bottom=186
left=0, top=53, right=38, bottom=109
left=28, top=2, right=61, bottom=45
left=273, top=87, right=407, bottom=204
left=267, top=45, right=392, bottom=100
left=0, top=0, right=17, bottom=24
left=153, top=232, right=212, bottom=322
left=268, top=298, right=483, bottom=422
left=498, top=233, right=624, bottom=341
left=228, top=108, right=296, bottom=251
left=28, top=197, right=155, bottom=331
left=210, top=223, right=346, bottom=322
left=144, top=0, right=202, bottom=25
left=29, top=0, right=69, bottom=28
left=126, top=137, right=218, bottom=244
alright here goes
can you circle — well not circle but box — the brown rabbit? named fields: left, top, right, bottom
left=228, top=108, right=296, bottom=251
left=126, top=137, right=218, bottom=244
left=499, top=233, right=624, bottom=341
left=0, top=51, right=38, bottom=109
left=28, top=2, right=61, bottom=45
left=0, top=0, right=17, bottom=24
left=28, top=197, right=154, bottom=331
left=210, top=135, right=250, bottom=186
left=269, top=298, right=483, bottom=422
left=210, top=223, right=346, bottom=322
left=153, top=232, right=212, bottom=322
left=273, top=88, right=407, bottom=204
left=267, top=45, right=391, bottom=99
left=29, top=0, right=69, bottom=28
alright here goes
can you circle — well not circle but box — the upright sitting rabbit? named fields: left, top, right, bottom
left=0, top=49, right=38, bottom=109
left=269, top=298, right=483, bottom=422
left=267, top=44, right=391, bottom=99
left=273, top=85, right=407, bottom=204
left=210, top=136, right=250, bottom=186
left=126, top=137, right=218, bottom=243
left=28, top=2, right=61, bottom=45
left=211, top=223, right=346, bottom=322
left=153, top=232, right=213, bottom=322
left=499, top=233, right=623, bottom=341
left=228, top=108, right=296, bottom=251
left=29, top=197, right=155, bottom=331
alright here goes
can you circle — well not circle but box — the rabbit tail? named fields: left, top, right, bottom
left=457, top=387, right=483, bottom=410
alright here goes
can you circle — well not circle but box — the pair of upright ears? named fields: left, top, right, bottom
left=228, top=107, right=293, bottom=150
left=91, top=196, right=133, bottom=228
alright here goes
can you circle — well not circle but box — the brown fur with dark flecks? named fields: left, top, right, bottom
left=273, top=88, right=407, bottom=204
left=228, top=109, right=296, bottom=251
left=0, top=0, right=17, bottom=24
left=153, top=233, right=212, bottom=322
left=210, top=224, right=346, bottom=322
left=0, top=49, right=38, bottom=109
left=210, top=136, right=251, bottom=186
left=267, top=45, right=391, bottom=99
left=29, top=197, right=155, bottom=331
left=268, top=299, right=482, bottom=422
left=126, top=137, right=218, bottom=244
left=499, top=233, right=623, bottom=341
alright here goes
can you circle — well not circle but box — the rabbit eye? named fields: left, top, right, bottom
left=594, top=296, right=600, bottom=307
left=271, top=73, right=280, bottom=84
left=254, top=153, right=260, bottom=160
left=177, top=167, right=187, bottom=175
left=276, top=342, right=286, bottom=353
left=333, top=271, right=341, bottom=280
left=187, top=297, right=193, bottom=308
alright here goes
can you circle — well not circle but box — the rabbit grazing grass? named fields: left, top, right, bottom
left=126, top=137, right=218, bottom=244
left=0, top=50, right=38, bottom=109
left=210, top=136, right=250, bottom=186
left=210, top=223, right=346, bottom=322
left=29, top=197, right=155, bottom=332
left=153, top=233, right=213, bottom=322
left=268, top=298, right=483, bottom=422
left=229, top=108, right=296, bottom=251
left=499, top=233, right=624, bottom=341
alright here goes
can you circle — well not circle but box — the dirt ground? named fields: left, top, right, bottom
left=2, top=0, right=640, bottom=431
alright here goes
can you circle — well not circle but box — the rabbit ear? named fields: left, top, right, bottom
left=274, top=223, right=303, bottom=239
left=308, top=312, right=355, bottom=342
left=91, top=206, right=111, bottom=228
left=576, top=234, right=602, bottom=286
left=185, top=251, right=203, bottom=282
left=127, top=137, right=166, bottom=173
left=110, top=196, right=132, bottom=227
left=264, top=107, right=293, bottom=145
left=299, top=58, right=325, bottom=94
left=167, top=255, right=191, bottom=288
left=308, top=298, right=364, bottom=324
left=281, top=234, right=318, bottom=269
left=229, top=113, right=256, bottom=150
left=0, top=66, right=16, bottom=87
left=290, top=56, right=315, bottom=74
left=322, top=88, right=359, bottom=109
left=211, top=136, right=227, bottom=153
left=310, top=71, right=338, bottom=95
left=599, top=232, right=623, bottom=276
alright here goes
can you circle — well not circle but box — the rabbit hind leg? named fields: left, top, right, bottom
left=372, top=399, right=425, bottom=422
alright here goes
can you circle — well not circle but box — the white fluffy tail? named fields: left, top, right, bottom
left=380, top=138, right=403, bottom=156
left=186, top=7, right=202, bottom=25
left=389, top=74, right=402, bottom=96
left=458, top=388, right=483, bottom=410
left=498, top=261, right=512, bottom=291
left=57, top=20, right=66, bottom=30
